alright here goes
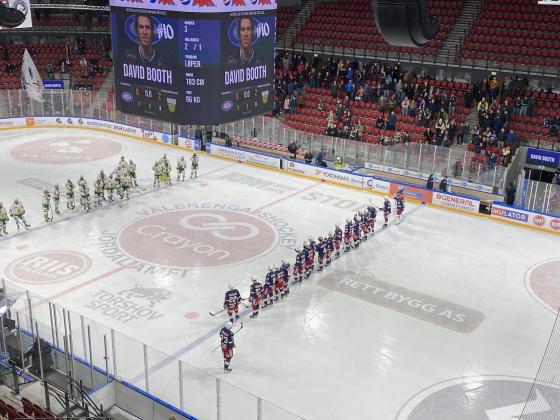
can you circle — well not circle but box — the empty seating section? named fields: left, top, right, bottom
left=0, top=396, right=57, bottom=420
left=294, top=0, right=463, bottom=57
left=459, top=0, right=560, bottom=68
left=33, top=13, right=109, bottom=30
left=276, top=7, right=298, bottom=39
left=284, top=79, right=472, bottom=144
left=510, top=90, right=560, bottom=145
left=0, top=42, right=111, bottom=90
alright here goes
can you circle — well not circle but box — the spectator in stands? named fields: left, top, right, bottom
left=426, top=174, right=434, bottom=190
left=478, top=97, right=489, bottom=114
left=376, top=115, right=385, bottom=130
left=356, top=120, right=363, bottom=142
left=80, top=55, right=87, bottom=68
left=401, top=97, right=410, bottom=116
left=330, top=80, right=337, bottom=98
left=527, top=96, right=536, bottom=117
left=439, top=176, right=448, bottom=193
left=289, top=95, right=296, bottom=115
left=46, top=63, right=54, bottom=78
left=327, top=111, right=334, bottom=130
left=520, top=96, right=529, bottom=116
left=448, top=95, right=456, bottom=115
left=502, top=146, right=511, bottom=166
left=423, top=128, right=434, bottom=144
left=505, top=129, right=516, bottom=145
left=386, top=112, right=397, bottom=131
left=317, top=100, right=323, bottom=112
left=304, top=150, right=313, bottom=164
left=283, top=96, right=290, bottom=114
left=552, top=170, right=560, bottom=185
left=513, top=96, right=521, bottom=115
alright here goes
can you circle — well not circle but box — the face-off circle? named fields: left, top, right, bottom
left=9, top=137, right=123, bottom=164
left=395, top=375, right=560, bottom=420
left=117, top=209, right=278, bottom=269
left=525, top=258, right=560, bottom=313
left=5, top=250, right=91, bottom=284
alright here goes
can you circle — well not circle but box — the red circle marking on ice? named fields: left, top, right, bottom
left=9, top=137, right=123, bottom=164
left=5, top=250, right=91, bottom=284
left=16, top=245, right=29, bottom=250
left=526, top=258, right=560, bottom=312
left=117, top=209, right=278, bottom=269
left=184, top=312, right=199, bottom=319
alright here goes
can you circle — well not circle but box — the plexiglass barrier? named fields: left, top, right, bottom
left=217, top=115, right=507, bottom=191
left=0, top=279, right=305, bottom=420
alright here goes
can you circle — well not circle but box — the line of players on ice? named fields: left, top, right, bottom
left=218, top=188, right=405, bottom=372
left=0, top=153, right=200, bottom=235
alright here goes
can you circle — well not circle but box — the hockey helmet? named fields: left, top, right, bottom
left=251, top=276, right=257, bottom=283
left=225, top=321, right=233, bottom=330
left=229, top=284, right=234, bottom=290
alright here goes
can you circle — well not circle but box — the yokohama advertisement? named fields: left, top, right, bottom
left=432, top=192, right=480, bottom=213
left=491, top=204, right=560, bottom=233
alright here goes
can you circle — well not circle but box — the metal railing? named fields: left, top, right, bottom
left=0, top=277, right=304, bottom=420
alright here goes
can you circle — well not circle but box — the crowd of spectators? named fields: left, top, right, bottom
left=273, top=53, right=554, bottom=170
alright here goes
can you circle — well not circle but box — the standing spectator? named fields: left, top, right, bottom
left=401, top=97, right=410, bottom=115
left=426, top=174, right=434, bottom=190
left=386, top=112, right=397, bottom=131
left=80, top=56, right=87, bottom=68
left=439, top=176, right=448, bottom=192
left=283, top=96, right=290, bottom=114
left=288, top=141, right=298, bottom=159
left=520, top=96, right=529, bottom=116
left=527, top=96, right=536, bottom=117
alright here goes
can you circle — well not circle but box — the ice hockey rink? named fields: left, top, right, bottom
left=1, top=127, right=560, bottom=420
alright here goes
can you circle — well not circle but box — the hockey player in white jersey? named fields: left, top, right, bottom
left=191, top=153, right=199, bottom=178
left=0, top=203, right=9, bottom=236
left=153, top=161, right=162, bottom=188
left=177, top=156, right=187, bottom=182
left=65, top=179, right=75, bottom=210
left=128, top=159, right=137, bottom=187
left=52, top=184, right=61, bottom=215
left=42, top=189, right=52, bottom=222
left=9, top=199, right=30, bottom=230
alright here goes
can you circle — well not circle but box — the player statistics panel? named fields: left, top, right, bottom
left=110, top=7, right=275, bottom=125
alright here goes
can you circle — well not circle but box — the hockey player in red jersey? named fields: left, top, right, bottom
left=249, top=276, right=262, bottom=318
left=223, top=285, right=242, bottom=323
left=264, top=266, right=275, bottom=307
left=394, top=186, right=405, bottom=224
left=360, top=211, right=370, bottom=240
left=220, top=322, right=235, bottom=372
left=303, top=241, right=313, bottom=278
left=325, top=233, right=335, bottom=266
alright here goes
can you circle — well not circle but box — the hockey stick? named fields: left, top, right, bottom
left=47, top=203, right=53, bottom=222
left=209, top=308, right=226, bottom=317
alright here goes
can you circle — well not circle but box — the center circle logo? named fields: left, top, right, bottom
left=525, top=258, right=560, bottom=313
left=9, top=137, right=123, bottom=164
left=117, top=209, right=279, bottom=269
left=5, top=251, right=91, bottom=284
left=396, top=375, right=560, bottom=420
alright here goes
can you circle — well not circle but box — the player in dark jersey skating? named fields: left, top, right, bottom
left=325, top=233, right=335, bottom=266
left=344, top=219, right=352, bottom=252
left=249, top=276, right=263, bottom=318
left=380, top=197, right=392, bottom=228
left=293, top=248, right=304, bottom=283
left=303, top=241, right=313, bottom=278
left=220, top=322, right=235, bottom=372
left=352, top=215, right=361, bottom=248
left=223, top=285, right=242, bottom=323
left=367, top=203, right=377, bottom=234
left=334, top=224, right=343, bottom=258
left=281, top=260, right=291, bottom=296
left=360, top=211, right=370, bottom=240
left=394, top=187, right=405, bottom=224
left=264, top=266, right=275, bottom=306
left=316, top=237, right=326, bottom=271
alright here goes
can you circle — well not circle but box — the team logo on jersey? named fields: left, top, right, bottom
left=5, top=250, right=91, bottom=284
left=9, top=137, right=123, bottom=164
left=525, top=258, right=560, bottom=313
left=117, top=206, right=279, bottom=269
left=396, top=375, right=560, bottom=420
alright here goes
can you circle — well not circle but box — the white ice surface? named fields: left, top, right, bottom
left=0, top=128, right=558, bottom=420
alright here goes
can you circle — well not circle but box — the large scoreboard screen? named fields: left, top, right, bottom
left=109, top=0, right=276, bottom=125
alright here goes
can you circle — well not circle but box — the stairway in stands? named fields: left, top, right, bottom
left=435, top=0, right=484, bottom=65
left=277, top=0, right=317, bottom=49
